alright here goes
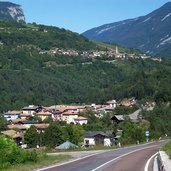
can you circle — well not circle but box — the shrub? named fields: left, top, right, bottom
left=0, top=135, right=38, bottom=169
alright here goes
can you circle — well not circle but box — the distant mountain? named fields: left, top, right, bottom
left=82, top=2, right=171, bottom=57
left=0, top=2, right=25, bottom=22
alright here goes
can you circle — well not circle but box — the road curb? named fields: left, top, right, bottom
left=157, top=151, right=171, bottom=171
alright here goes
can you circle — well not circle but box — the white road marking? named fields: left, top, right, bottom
left=92, top=145, right=157, bottom=171
left=36, top=143, right=157, bottom=171
left=36, top=152, right=104, bottom=171
left=144, top=152, right=158, bottom=171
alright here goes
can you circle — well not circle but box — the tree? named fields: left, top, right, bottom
left=142, top=105, right=171, bottom=137
left=139, top=120, right=150, bottom=131
left=43, top=117, right=53, bottom=123
left=0, top=116, right=7, bottom=131
left=0, top=135, right=37, bottom=170
left=27, top=115, right=41, bottom=122
left=65, top=124, right=84, bottom=145
left=118, top=121, right=145, bottom=145
left=24, top=126, right=40, bottom=148
left=43, top=122, right=65, bottom=148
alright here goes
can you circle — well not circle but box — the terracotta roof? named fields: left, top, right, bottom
left=65, top=105, right=86, bottom=109
left=33, top=123, right=49, bottom=129
left=120, top=101, right=132, bottom=107
left=62, top=111, right=79, bottom=115
left=36, top=111, right=52, bottom=116
left=120, top=98, right=136, bottom=107
left=48, top=105, right=85, bottom=112
left=20, top=113, right=32, bottom=117
left=89, top=104, right=106, bottom=110
left=4, top=110, right=22, bottom=115
left=1, top=130, right=23, bottom=138
left=48, top=105, right=66, bottom=112
left=74, top=116, right=87, bottom=120
left=8, top=124, right=27, bottom=130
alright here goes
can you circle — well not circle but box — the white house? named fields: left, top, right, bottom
left=106, top=100, right=117, bottom=108
left=4, top=111, right=21, bottom=121
left=22, top=105, right=42, bottom=116
left=84, top=131, right=115, bottom=147
left=74, top=116, right=88, bottom=125
left=62, top=111, right=79, bottom=124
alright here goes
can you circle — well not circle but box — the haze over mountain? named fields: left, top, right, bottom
left=82, top=2, right=171, bottom=57
left=0, top=1, right=25, bottom=23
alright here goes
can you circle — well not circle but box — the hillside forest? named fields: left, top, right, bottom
left=0, top=21, right=171, bottom=144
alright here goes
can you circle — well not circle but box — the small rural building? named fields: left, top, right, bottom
left=36, top=111, right=52, bottom=121
left=33, top=123, right=49, bottom=132
left=106, top=100, right=117, bottom=108
left=97, top=106, right=115, bottom=113
left=18, top=120, right=39, bottom=128
left=62, top=111, right=79, bottom=124
left=7, top=124, right=27, bottom=132
left=111, top=115, right=124, bottom=124
left=74, top=116, right=88, bottom=125
left=4, top=111, right=22, bottom=121
left=22, top=105, right=42, bottom=115
left=1, top=130, right=23, bottom=145
left=84, top=131, right=115, bottom=147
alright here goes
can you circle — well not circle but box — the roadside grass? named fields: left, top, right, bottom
left=1, top=141, right=152, bottom=171
left=2, top=152, right=72, bottom=171
left=48, top=145, right=118, bottom=153
left=48, top=142, right=145, bottom=153
left=162, top=141, right=171, bottom=158
left=48, top=140, right=150, bottom=154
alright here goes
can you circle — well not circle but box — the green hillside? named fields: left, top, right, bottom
left=94, top=41, right=142, bottom=54
left=0, top=21, right=171, bottom=112
left=0, top=21, right=99, bottom=51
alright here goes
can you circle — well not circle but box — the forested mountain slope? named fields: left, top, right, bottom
left=83, top=2, right=171, bottom=57
left=0, top=21, right=171, bottom=112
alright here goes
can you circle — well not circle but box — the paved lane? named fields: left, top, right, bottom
left=37, top=141, right=165, bottom=171
left=96, top=146, right=158, bottom=171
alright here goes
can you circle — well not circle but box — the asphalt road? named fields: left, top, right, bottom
left=37, top=141, right=165, bottom=171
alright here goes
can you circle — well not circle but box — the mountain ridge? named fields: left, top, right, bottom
left=0, top=1, right=25, bottom=23
left=82, top=2, right=171, bottom=57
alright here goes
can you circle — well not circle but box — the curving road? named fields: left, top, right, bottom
left=37, top=141, right=165, bottom=171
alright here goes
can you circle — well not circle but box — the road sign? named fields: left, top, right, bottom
left=145, top=131, right=149, bottom=137
left=145, top=131, right=150, bottom=142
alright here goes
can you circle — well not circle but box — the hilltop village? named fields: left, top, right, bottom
left=39, top=46, right=162, bottom=61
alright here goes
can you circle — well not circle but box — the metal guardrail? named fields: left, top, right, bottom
left=157, top=152, right=166, bottom=171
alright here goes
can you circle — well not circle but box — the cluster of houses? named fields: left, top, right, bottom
left=38, top=46, right=155, bottom=60
left=1, top=97, right=154, bottom=148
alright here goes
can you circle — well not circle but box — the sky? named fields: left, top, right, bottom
left=1, top=0, right=171, bottom=33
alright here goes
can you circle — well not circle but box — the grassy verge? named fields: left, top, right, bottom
left=48, top=145, right=118, bottom=153
left=2, top=153, right=72, bottom=171
left=162, top=141, right=171, bottom=158
left=48, top=142, right=145, bottom=153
